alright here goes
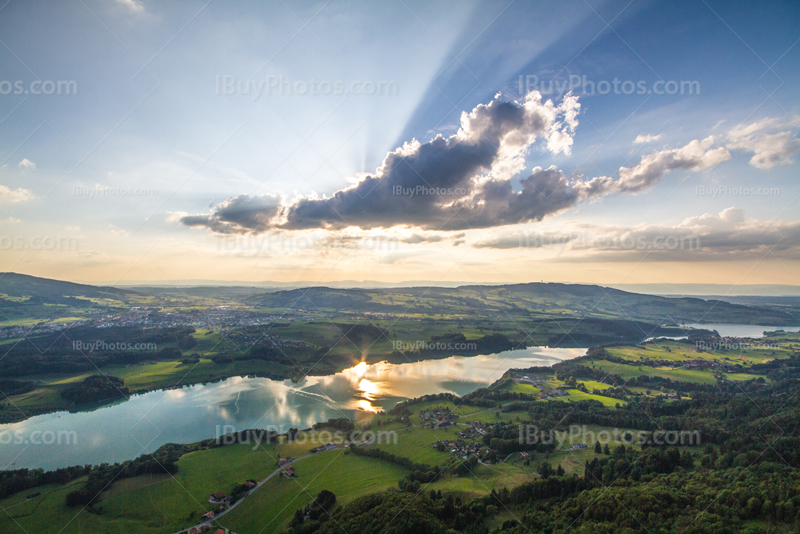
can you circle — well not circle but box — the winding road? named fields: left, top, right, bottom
left=173, top=449, right=333, bottom=534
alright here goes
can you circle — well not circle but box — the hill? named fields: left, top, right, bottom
left=246, top=282, right=800, bottom=325
left=0, top=273, right=136, bottom=300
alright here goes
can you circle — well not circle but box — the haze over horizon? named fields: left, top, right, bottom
left=1, top=0, right=799, bottom=288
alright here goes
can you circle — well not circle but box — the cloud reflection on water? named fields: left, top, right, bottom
left=0, top=347, right=584, bottom=469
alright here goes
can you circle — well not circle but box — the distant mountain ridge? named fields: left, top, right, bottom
left=83, top=278, right=800, bottom=296
left=611, top=283, right=800, bottom=297
left=0, top=273, right=136, bottom=299
left=245, top=282, right=800, bottom=326
left=2, top=273, right=799, bottom=326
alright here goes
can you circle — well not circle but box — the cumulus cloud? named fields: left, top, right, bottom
left=439, top=165, right=588, bottom=229
left=633, top=134, right=661, bottom=144
left=475, top=207, right=800, bottom=261
left=282, top=93, right=582, bottom=231
left=116, top=0, right=144, bottom=13
left=579, top=137, right=731, bottom=196
left=399, top=233, right=445, bottom=244
left=178, top=93, right=731, bottom=235
left=0, top=185, right=35, bottom=203
left=473, top=229, right=576, bottom=250
left=181, top=92, right=582, bottom=233
left=18, top=159, right=36, bottom=170
left=726, top=117, right=800, bottom=169
left=179, top=194, right=282, bottom=234
left=727, top=117, right=784, bottom=139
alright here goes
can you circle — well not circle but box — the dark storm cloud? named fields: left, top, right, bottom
left=178, top=92, right=581, bottom=233
left=179, top=194, right=282, bottom=234
left=178, top=92, right=731, bottom=235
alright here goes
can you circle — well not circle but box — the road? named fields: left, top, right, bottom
left=172, top=448, right=334, bottom=534
left=174, top=403, right=519, bottom=533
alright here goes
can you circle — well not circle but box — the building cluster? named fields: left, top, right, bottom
left=515, top=375, right=547, bottom=385
left=201, top=505, right=226, bottom=522
left=432, top=439, right=484, bottom=460
left=310, top=442, right=338, bottom=454
left=0, top=320, right=87, bottom=339
left=94, top=306, right=306, bottom=329
left=538, top=388, right=567, bottom=399
left=420, top=407, right=459, bottom=429
left=221, top=328, right=311, bottom=349
left=512, top=375, right=567, bottom=399
left=278, top=456, right=299, bottom=477
left=361, top=312, right=397, bottom=320
left=458, top=421, right=487, bottom=439
left=681, top=359, right=741, bottom=372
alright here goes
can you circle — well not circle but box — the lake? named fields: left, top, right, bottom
left=645, top=323, right=800, bottom=341
left=681, top=323, right=800, bottom=338
left=0, top=346, right=584, bottom=470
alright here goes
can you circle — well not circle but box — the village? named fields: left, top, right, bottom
left=419, top=407, right=460, bottom=429
left=680, top=358, right=745, bottom=373
left=430, top=421, right=491, bottom=463
left=432, top=438, right=486, bottom=461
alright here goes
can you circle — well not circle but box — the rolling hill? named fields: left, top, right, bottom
left=245, top=283, right=800, bottom=325
left=0, top=273, right=136, bottom=300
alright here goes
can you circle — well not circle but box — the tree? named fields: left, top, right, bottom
left=746, top=497, right=762, bottom=519
left=595, top=442, right=602, bottom=454
left=538, top=462, right=554, bottom=478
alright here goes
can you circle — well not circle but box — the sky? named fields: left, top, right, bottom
left=0, top=0, right=799, bottom=287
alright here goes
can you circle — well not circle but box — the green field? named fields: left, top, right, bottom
left=578, top=380, right=612, bottom=391
left=606, top=342, right=791, bottom=366
left=0, top=399, right=628, bottom=534
left=1, top=442, right=278, bottom=534
left=223, top=450, right=408, bottom=534
left=507, top=382, right=540, bottom=395
left=547, top=389, right=626, bottom=407
left=2, top=330, right=798, bottom=533
left=589, top=359, right=767, bottom=385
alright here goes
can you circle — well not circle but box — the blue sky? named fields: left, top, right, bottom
left=0, top=0, right=798, bottom=285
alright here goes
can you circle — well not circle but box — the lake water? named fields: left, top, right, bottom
left=0, top=346, right=584, bottom=470
left=645, top=323, right=800, bottom=342
left=681, top=324, right=800, bottom=338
